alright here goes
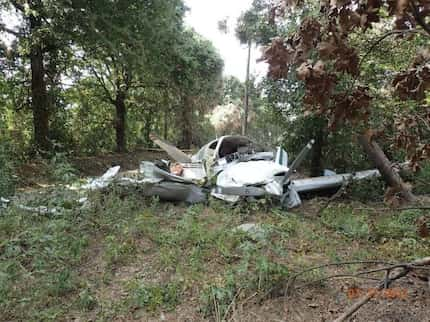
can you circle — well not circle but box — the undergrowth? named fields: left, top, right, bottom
left=0, top=187, right=428, bottom=320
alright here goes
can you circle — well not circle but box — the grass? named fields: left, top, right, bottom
left=0, top=186, right=429, bottom=321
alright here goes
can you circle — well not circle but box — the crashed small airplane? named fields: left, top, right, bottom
left=98, top=134, right=378, bottom=209
left=0, top=135, right=381, bottom=214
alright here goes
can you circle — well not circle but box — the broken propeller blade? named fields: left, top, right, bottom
left=150, top=134, right=192, bottom=163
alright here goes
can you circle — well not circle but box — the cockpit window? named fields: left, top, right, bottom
left=217, top=136, right=266, bottom=158
left=209, top=141, right=218, bottom=149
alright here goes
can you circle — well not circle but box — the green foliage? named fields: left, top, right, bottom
left=373, top=210, right=426, bottom=240
left=0, top=140, right=16, bottom=196
left=402, top=162, right=430, bottom=195
left=104, top=235, right=137, bottom=267
left=347, top=177, right=386, bottom=202
left=48, top=153, right=78, bottom=184
left=235, top=0, right=277, bottom=44
left=128, top=281, right=182, bottom=312
left=200, top=276, right=236, bottom=318
left=414, top=163, right=430, bottom=194
left=77, top=288, right=98, bottom=311
left=0, top=0, right=223, bottom=156
left=48, top=269, right=77, bottom=297
left=321, top=207, right=370, bottom=239
left=1, top=183, right=429, bottom=320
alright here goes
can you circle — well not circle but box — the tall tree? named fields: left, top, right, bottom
left=236, top=0, right=278, bottom=136
left=259, top=0, right=430, bottom=200
left=69, top=0, right=186, bottom=152
left=0, top=0, right=70, bottom=151
left=171, top=30, right=224, bottom=148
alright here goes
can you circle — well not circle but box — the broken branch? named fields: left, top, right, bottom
left=285, top=260, right=395, bottom=295
left=334, top=257, right=430, bottom=322
left=317, top=176, right=352, bottom=215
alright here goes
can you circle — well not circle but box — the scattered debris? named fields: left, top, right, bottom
left=234, top=223, right=266, bottom=240
left=1, top=197, right=10, bottom=209
left=82, top=165, right=121, bottom=190
left=144, top=135, right=381, bottom=208
left=1, top=135, right=386, bottom=212
left=16, top=205, right=59, bottom=216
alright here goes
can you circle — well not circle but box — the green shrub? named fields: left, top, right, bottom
left=347, top=177, right=385, bottom=202
left=77, top=288, right=98, bottom=311
left=321, top=207, right=370, bottom=239
left=200, top=275, right=236, bottom=318
left=412, top=162, right=430, bottom=195
left=0, top=140, right=16, bottom=197
left=373, top=209, right=425, bottom=240
left=129, top=281, right=182, bottom=312
left=48, top=152, right=78, bottom=184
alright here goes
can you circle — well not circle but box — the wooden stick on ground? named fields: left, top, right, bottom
left=333, top=257, right=430, bottom=322
left=317, top=176, right=353, bottom=215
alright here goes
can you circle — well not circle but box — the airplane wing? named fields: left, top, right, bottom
left=290, top=170, right=380, bottom=193
left=150, top=134, right=192, bottom=163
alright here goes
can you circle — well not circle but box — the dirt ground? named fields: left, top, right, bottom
left=8, top=150, right=430, bottom=322
left=16, top=149, right=168, bottom=188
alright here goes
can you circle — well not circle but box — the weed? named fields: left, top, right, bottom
left=0, top=140, right=16, bottom=197
left=104, top=235, right=137, bottom=267
left=402, top=161, right=430, bottom=195
left=200, top=275, right=236, bottom=318
left=77, top=287, right=98, bottom=311
left=1, top=186, right=427, bottom=321
left=128, top=280, right=182, bottom=312
left=48, top=269, right=77, bottom=297
left=321, top=206, right=370, bottom=239
left=373, top=210, right=424, bottom=240
left=347, top=177, right=385, bottom=202
left=48, top=152, right=78, bottom=184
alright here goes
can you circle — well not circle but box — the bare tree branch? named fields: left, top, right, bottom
left=334, top=257, right=430, bottom=322
left=88, top=65, right=115, bottom=104
left=410, top=1, right=430, bottom=36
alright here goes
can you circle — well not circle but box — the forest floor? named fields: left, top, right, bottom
left=1, top=153, right=430, bottom=322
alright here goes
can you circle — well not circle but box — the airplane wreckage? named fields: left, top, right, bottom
left=0, top=135, right=381, bottom=213
left=79, top=135, right=380, bottom=209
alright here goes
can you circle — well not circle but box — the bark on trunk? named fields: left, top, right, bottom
left=164, top=107, right=169, bottom=140
left=242, top=39, right=252, bottom=136
left=143, top=108, right=154, bottom=147
left=310, top=119, right=327, bottom=177
left=181, top=98, right=193, bottom=149
left=115, top=92, right=127, bottom=153
left=30, top=14, right=50, bottom=152
left=358, top=134, right=415, bottom=202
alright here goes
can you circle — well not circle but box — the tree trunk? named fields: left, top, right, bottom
left=143, top=107, right=154, bottom=147
left=115, top=92, right=127, bottom=153
left=30, top=14, right=50, bottom=152
left=242, top=39, right=252, bottom=136
left=310, top=119, right=327, bottom=177
left=164, top=106, right=169, bottom=140
left=358, top=134, right=415, bottom=202
left=181, top=97, right=193, bottom=149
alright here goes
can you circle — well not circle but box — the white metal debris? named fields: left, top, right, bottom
left=82, top=165, right=121, bottom=190
left=290, top=170, right=380, bottom=193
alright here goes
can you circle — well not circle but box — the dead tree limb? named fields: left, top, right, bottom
left=355, top=206, right=430, bottom=212
left=285, top=261, right=395, bottom=295
left=358, top=135, right=415, bottom=203
left=334, top=257, right=430, bottom=322
left=317, top=176, right=353, bottom=215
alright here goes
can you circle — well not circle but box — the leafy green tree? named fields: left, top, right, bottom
left=170, top=30, right=223, bottom=148
left=259, top=0, right=430, bottom=200
left=0, top=0, right=75, bottom=152
left=68, top=0, right=186, bottom=152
